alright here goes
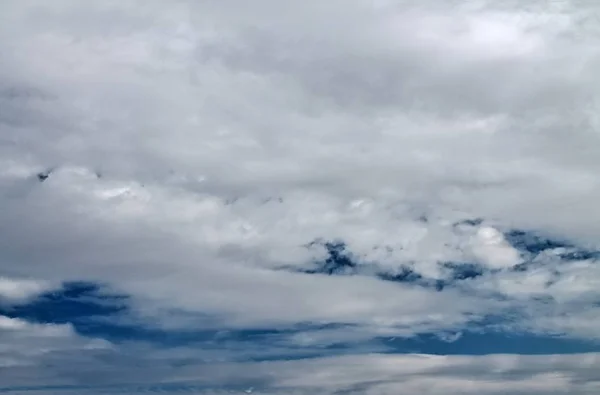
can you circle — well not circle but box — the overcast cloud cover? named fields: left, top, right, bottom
left=2, top=0, right=600, bottom=393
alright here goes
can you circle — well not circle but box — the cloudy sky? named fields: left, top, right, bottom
left=1, top=0, right=600, bottom=393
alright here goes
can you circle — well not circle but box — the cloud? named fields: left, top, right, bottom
left=0, top=314, right=111, bottom=372
left=469, top=226, right=521, bottom=269
left=1, top=351, right=600, bottom=394
left=0, top=277, right=51, bottom=304
left=1, top=0, right=600, bottom=391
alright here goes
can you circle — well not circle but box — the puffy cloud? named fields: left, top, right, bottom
left=470, top=227, right=521, bottom=269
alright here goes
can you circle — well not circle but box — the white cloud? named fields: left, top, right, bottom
left=1, top=0, right=600, bottom=382
left=0, top=277, right=50, bottom=304
left=470, top=226, right=521, bottom=269
left=0, top=315, right=111, bottom=370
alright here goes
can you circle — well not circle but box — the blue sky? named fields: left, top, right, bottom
left=1, top=1, right=600, bottom=394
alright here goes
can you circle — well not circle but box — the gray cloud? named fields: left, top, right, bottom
left=2, top=351, right=600, bottom=394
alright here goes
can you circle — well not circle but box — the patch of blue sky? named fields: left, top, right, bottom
left=4, top=278, right=600, bottom=361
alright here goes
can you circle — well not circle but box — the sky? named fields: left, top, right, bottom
left=1, top=0, right=600, bottom=393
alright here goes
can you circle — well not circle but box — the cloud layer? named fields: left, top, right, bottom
left=1, top=0, right=600, bottom=393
